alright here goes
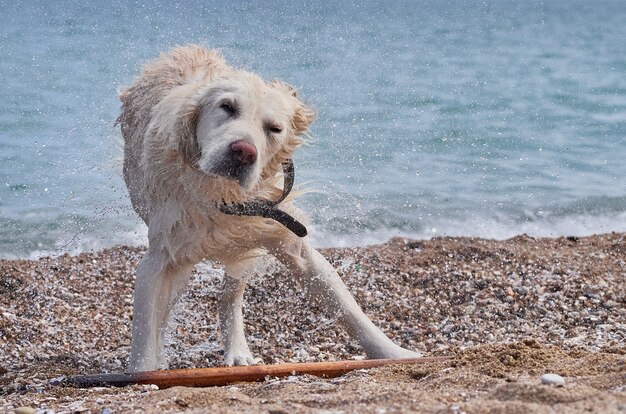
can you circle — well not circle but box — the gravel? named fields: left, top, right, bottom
left=0, top=232, right=624, bottom=412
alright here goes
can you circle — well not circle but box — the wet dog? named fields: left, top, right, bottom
left=117, top=45, right=420, bottom=371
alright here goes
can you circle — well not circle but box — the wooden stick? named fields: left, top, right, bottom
left=61, top=357, right=449, bottom=389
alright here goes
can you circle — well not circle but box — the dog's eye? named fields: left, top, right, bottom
left=265, top=123, right=283, bottom=135
left=219, top=101, right=237, bottom=117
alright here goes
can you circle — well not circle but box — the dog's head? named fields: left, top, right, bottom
left=188, top=75, right=314, bottom=191
left=119, top=46, right=314, bottom=203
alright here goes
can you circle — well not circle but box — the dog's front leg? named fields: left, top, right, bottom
left=217, top=273, right=258, bottom=366
left=273, top=239, right=421, bottom=360
left=129, top=246, right=193, bottom=372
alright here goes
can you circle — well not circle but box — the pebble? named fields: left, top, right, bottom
left=14, top=408, right=36, bottom=414
left=540, top=373, right=565, bottom=386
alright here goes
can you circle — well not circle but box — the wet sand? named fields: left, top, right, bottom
left=1, top=233, right=625, bottom=413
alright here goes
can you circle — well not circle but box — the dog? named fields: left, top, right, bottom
left=117, top=45, right=420, bottom=372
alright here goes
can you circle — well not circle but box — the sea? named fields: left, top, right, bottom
left=1, top=0, right=625, bottom=259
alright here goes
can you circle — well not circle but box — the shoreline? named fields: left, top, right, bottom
left=1, top=232, right=624, bottom=412
left=5, top=220, right=626, bottom=261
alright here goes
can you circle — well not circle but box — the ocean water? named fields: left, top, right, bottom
left=0, top=0, right=625, bottom=258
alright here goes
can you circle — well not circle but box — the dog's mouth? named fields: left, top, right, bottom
left=207, top=159, right=254, bottom=187
left=219, top=159, right=307, bottom=237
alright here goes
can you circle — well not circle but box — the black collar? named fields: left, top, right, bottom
left=219, top=159, right=308, bottom=237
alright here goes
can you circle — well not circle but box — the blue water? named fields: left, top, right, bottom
left=1, top=1, right=625, bottom=258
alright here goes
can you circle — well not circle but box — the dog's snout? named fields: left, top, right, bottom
left=230, top=140, right=257, bottom=165
left=206, top=139, right=258, bottom=186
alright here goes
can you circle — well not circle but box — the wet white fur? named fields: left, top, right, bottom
left=118, top=45, right=420, bottom=372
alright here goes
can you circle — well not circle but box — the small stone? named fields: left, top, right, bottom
left=540, top=373, right=565, bottom=386
left=14, top=408, right=36, bottom=414
left=48, top=376, right=66, bottom=386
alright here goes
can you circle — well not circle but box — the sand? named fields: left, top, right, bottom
left=1, top=233, right=624, bottom=413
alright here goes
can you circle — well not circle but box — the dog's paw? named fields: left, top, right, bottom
left=224, top=350, right=262, bottom=366
left=369, top=344, right=423, bottom=360
left=390, top=348, right=423, bottom=359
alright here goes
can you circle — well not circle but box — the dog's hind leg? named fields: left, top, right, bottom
left=218, top=262, right=260, bottom=366
left=128, top=246, right=193, bottom=372
left=272, top=239, right=422, bottom=360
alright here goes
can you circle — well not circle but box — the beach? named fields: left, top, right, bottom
left=1, top=233, right=624, bottom=413
left=1, top=1, right=625, bottom=412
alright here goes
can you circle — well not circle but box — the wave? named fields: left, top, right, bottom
left=308, top=210, right=626, bottom=248
left=306, top=194, right=626, bottom=247
left=1, top=194, right=624, bottom=259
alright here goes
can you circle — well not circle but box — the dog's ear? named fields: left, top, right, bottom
left=261, top=81, right=315, bottom=182
left=177, top=102, right=202, bottom=167
left=118, top=45, right=227, bottom=165
left=292, top=98, right=316, bottom=137
left=270, top=80, right=316, bottom=136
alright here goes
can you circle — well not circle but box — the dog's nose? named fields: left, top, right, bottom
left=230, top=140, right=257, bottom=165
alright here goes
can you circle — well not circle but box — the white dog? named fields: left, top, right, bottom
left=117, top=45, right=420, bottom=372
